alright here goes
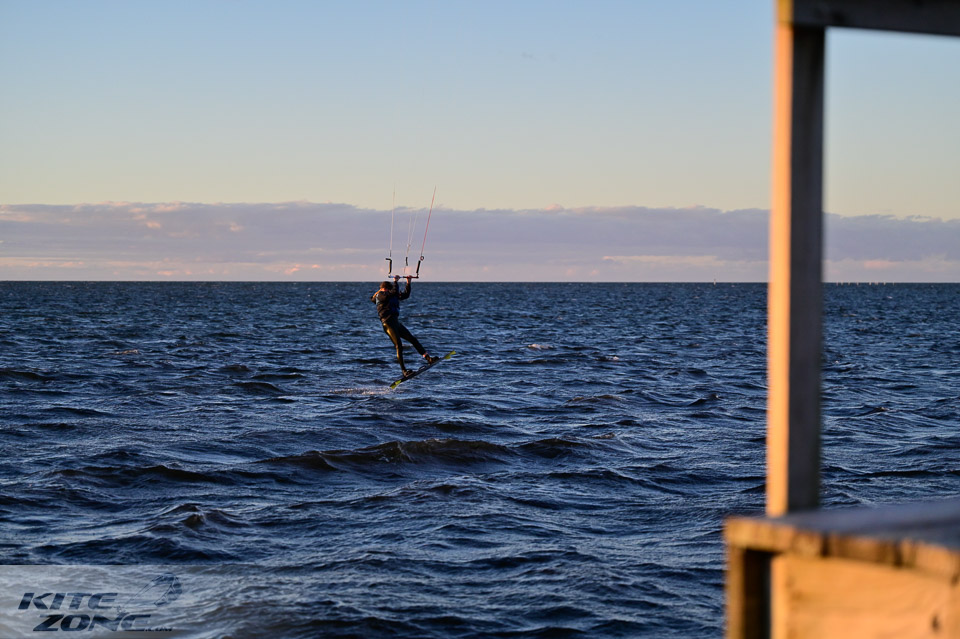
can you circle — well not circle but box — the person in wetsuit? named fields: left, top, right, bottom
left=372, top=275, right=438, bottom=377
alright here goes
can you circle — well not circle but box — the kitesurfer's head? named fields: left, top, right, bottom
left=380, top=281, right=394, bottom=291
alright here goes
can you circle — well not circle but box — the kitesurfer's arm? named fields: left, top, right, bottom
left=399, top=275, right=412, bottom=300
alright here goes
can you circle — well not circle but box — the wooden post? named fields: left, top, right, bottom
left=726, top=547, right=771, bottom=639
left=766, top=10, right=825, bottom=517
left=763, top=0, right=960, bottom=520
left=729, top=2, right=960, bottom=637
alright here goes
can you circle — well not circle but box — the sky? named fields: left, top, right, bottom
left=1, top=0, right=958, bottom=281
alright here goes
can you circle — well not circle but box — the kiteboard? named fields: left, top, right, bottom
left=390, top=350, right=455, bottom=389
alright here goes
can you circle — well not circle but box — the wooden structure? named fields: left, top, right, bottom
left=727, top=499, right=960, bottom=637
left=726, top=1, right=960, bottom=637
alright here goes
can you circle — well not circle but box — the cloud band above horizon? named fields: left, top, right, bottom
left=1, top=202, right=958, bottom=282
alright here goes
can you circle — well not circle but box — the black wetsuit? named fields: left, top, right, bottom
left=371, top=282, right=426, bottom=372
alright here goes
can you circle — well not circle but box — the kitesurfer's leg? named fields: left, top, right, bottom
left=395, top=322, right=439, bottom=365
left=382, top=321, right=407, bottom=372
left=393, top=321, right=426, bottom=357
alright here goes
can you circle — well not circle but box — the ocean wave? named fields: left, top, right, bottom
left=324, top=438, right=515, bottom=468
left=544, top=467, right=649, bottom=485
left=258, top=451, right=338, bottom=472
left=235, top=380, right=285, bottom=394
left=253, top=371, right=304, bottom=381
left=687, top=393, right=722, bottom=407
left=467, top=547, right=599, bottom=570
left=42, top=406, right=114, bottom=418
left=38, top=533, right=238, bottom=563
left=565, top=394, right=628, bottom=406
left=517, top=437, right=605, bottom=459
left=151, top=503, right=250, bottom=532
left=255, top=436, right=621, bottom=476
left=52, top=463, right=229, bottom=486
left=220, top=363, right=253, bottom=374
left=0, top=368, right=54, bottom=382
left=21, top=421, right=75, bottom=431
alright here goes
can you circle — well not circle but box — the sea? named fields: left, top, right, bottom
left=1, top=282, right=958, bottom=638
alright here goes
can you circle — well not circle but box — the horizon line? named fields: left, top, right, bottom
left=2, top=279, right=955, bottom=285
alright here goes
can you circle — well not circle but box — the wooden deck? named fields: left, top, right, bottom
left=726, top=499, right=960, bottom=638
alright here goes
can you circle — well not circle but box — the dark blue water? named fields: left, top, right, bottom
left=1, top=282, right=958, bottom=637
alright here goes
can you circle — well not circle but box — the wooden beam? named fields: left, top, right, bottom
left=780, top=0, right=960, bottom=37
left=767, top=20, right=825, bottom=516
left=727, top=498, right=960, bottom=580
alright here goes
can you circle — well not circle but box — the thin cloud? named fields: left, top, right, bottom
left=826, top=214, right=960, bottom=261
left=0, top=202, right=958, bottom=281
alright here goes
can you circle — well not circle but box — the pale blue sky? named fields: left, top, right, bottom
left=0, top=0, right=772, bottom=210
left=1, top=1, right=959, bottom=280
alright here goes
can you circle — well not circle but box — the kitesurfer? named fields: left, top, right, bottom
left=372, top=275, right=439, bottom=377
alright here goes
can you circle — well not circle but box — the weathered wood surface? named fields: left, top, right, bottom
left=727, top=499, right=960, bottom=638
left=771, top=554, right=959, bottom=638
left=780, top=0, right=960, bottom=37
left=727, top=498, right=960, bottom=579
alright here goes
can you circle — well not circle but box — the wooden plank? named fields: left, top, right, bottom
left=784, top=499, right=960, bottom=534
left=781, top=0, right=960, bottom=38
left=767, top=20, right=825, bottom=517
left=726, top=516, right=794, bottom=553
left=725, top=516, right=825, bottom=556
left=905, top=538, right=960, bottom=581
left=948, top=585, right=960, bottom=637
left=771, top=554, right=953, bottom=639
left=726, top=498, right=960, bottom=579
left=750, top=498, right=960, bottom=541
